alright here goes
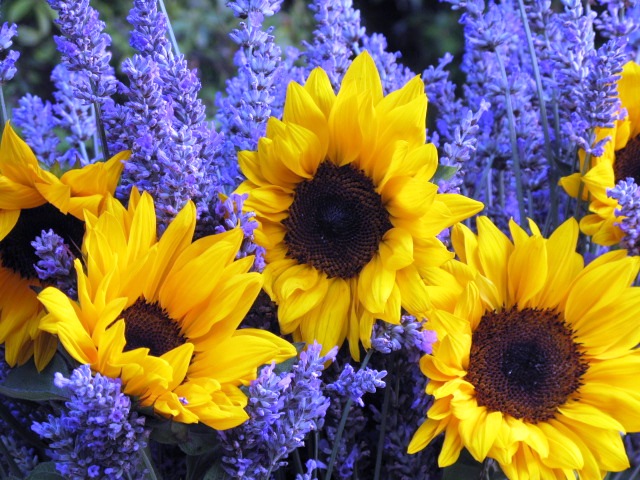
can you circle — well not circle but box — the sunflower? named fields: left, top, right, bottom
left=234, top=51, right=483, bottom=359
left=560, top=60, right=640, bottom=246
left=408, top=216, right=640, bottom=479
left=38, top=190, right=296, bottom=430
left=0, top=123, right=127, bottom=370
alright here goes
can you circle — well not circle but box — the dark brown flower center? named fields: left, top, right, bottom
left=121, top=298, right=187, bottom=357
left=283, top=161, right=392, bottom=279
left=466, top=306, right=588, bottom=423
left=0, top=203, right=84, bottom=280
left=614, top=135, right=640, bottom=184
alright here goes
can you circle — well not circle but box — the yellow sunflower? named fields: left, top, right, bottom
left=234, top=51, right=483, bottom=360
left=560, top=60, right=640, bottom=245
left=38, top=190, right=296, bottom=430
left=0, top=123, right=127, bottom=370
left=408, top=216, right=640, bottom=479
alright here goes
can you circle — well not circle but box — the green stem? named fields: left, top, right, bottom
left=515, top=0, right=558, bottom=231
left=157, top=0, right=181, bottom=56
left=0, top=400, right=47, bottom=457
left=93, top=101, right=111, bottom=160
left=312, top=430, right=319, bottom=480
left=574, top=148, right=593, bottom=220
left=293, top=448, right=304, bottom=476
left=141, top=446, right=160, bottom=480
left=373, top=369, right=392, bottom=480
left=0, top=435, right=21, bottom=478
left=0, top=85, right=7, bottom=130
left=495, top=50, right=527, bottom=224
left=324, top=349, right=374, bottom=480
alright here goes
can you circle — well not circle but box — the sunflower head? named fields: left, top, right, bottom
left=0, top=123, right=127, bottom=370
left=235, top=51, right=483, bottom=359
left=38, top=190, right=296, bottom=430
left=560, top=60, right=640, bottom=246
left=409, top=216, right=640, bottom=479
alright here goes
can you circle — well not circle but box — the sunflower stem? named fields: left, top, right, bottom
left=495, top=49, right=527, bottom=225
left=324, top=349, right=374, bottom=480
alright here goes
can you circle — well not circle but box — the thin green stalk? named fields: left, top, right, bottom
left=373, top=368, right=393, bottom=480
left=93, top=100, right=111, bottom=160
left=293, top=448, right=304, bottom=476
left=0, top=400, right=47, bottom=457
left=0, top=435, right=21, bottom=478
left=324, top=349, right=374, bottom=480
left=141, top=446, right=160, bottom=480
left=574, top=148, right=593, bottom=220
left=495, top=50, right=527, bottom=224
left=158, top=0, right=181, bottom=56
left=312, top=430, right=319, bottom=480
left=0, top=86, right=7, bottom=129
left=515, top=0, right=558, bottom=230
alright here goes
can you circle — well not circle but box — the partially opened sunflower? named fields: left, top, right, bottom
left=560, top=60, right=640, bottom=245
left=0, top=123, right=127, bottom=370
left=38, top=190, right=296, bottom=430
left=409, top=216, right=640, bottom=479
left=235, top=51, right=483, bottom=359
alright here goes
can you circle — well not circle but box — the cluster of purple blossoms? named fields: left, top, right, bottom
left=31, top=365, right=149, bottom=480
left=0, top=22, right=19, bottom=86
left=218, top=343, right=337, bottom=479
left=609, top=178, right=640, bottom=255
left=215, top=0, right=285, bottom=189
left=31, top=229, right=78, bottom=298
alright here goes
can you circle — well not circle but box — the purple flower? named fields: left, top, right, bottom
left=31, top=229, right=78, bottom=299
left=0, top=23, right=19, bottom=84
left=326, top=364, right=386, bottom=407
left=31, top=365, right=149, bottom=480
left=214, top=193, right=266, bottom=270
left=215, top=0, right=284, bottom=190
left=218, top=342, right=337, bottom=478
left=47, top=0, right=117, bottom=105
left=609, top=178, right=640, bottom=255
left=12, top=95, right=60, bottom=168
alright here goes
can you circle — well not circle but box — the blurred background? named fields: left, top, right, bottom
left=0, top=0, right=463, bottom=115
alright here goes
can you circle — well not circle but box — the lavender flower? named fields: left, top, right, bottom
left=218, top=343, right=336, bottom=479
left=12, top=94, right=60, bottom=168
left=48, top=0, right=117, bottom=105
left=326, top=364, right=386, bottom=407
left=214, top=193, right=266, bottom=270
left=31, top=365, right=149, bottom=480
left=0, top=22, right=19, bottom=85
left=371, top=315, right=437, bottom=361
left=31, top=229, right=78, bottom=298
left=117, top=0, right=221, bottom=234
left=215, top=0, right=284, bottom=189
left=609, top=178, right=640, bottom=255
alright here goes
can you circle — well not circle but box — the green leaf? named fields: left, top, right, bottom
left=148, top=418, right=220, bottom=456
left=25, top=462, right=67, bottom=480
left=431, top=164, right=459, bottom=184
left=442, top=449, right=483, bottom=480
left=0, top=354, right=71, bottom=402
left=186, top=450, right=228, bottom=480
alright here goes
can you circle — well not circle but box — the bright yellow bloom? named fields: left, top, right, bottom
left=235, top=51, right=483, bottom=360
left=0, top=123, right=126, bottom=370
left=38, top=190, right=296, bottom=430
left=409, top=216, right=640, bottom=479
left=560, top=61, right=640, bottom=245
